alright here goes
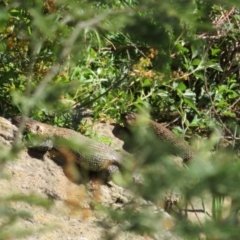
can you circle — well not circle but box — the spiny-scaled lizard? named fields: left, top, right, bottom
left=12, top=116, right=137, bottom=181
left=121, top=112, right=194, bottom=162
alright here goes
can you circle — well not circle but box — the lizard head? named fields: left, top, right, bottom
left=121, top=112, right=151, bottom=129
left=12, top=116, right=45, bottom=134
left=120, top=112, right=138, bottom=127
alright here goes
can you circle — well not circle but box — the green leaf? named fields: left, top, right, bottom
left=177, top=82, right=187, bottom=91
left=222, top=111, right=236, bottom=117
left=208, top=63, right=223, bottom=72
left=143, top=79, right=152, bottom=87
left=157, top=90, right=168, bottom=97
left=191, top=47, right=199, bottom=59
left=183, top=98, right=199, bottom=113
left=211, top=48, right=221, bottom=56
left=192, top=59, right=201, bottom=66
left=189, top=115, right=202, bottom=127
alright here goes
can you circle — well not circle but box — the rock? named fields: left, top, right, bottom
left=0, top=117, right=180, bottom=240
left=0, top=117, right=18, bottom=146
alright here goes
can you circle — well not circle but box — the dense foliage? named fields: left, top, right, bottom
left=1, top=0, right=240, bottom=239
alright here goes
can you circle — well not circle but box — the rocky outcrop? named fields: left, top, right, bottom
left=0, top=117, right=180, bottom=240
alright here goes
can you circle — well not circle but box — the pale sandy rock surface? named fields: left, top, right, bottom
left=0, top=117, right=182, bottom=240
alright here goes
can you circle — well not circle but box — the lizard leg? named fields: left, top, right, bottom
left=106, top=165, right=143, bottom=185
left=105, top=164, right=120, bottom=181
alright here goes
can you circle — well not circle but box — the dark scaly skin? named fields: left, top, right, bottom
left=121, top=112, right=194, bottom=162
left=12, top=116, right=133, bottom=177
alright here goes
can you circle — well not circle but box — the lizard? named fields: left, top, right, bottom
left=121, top=112, right=194, bottom=163
left=12, top=116, right=137, bottom=182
